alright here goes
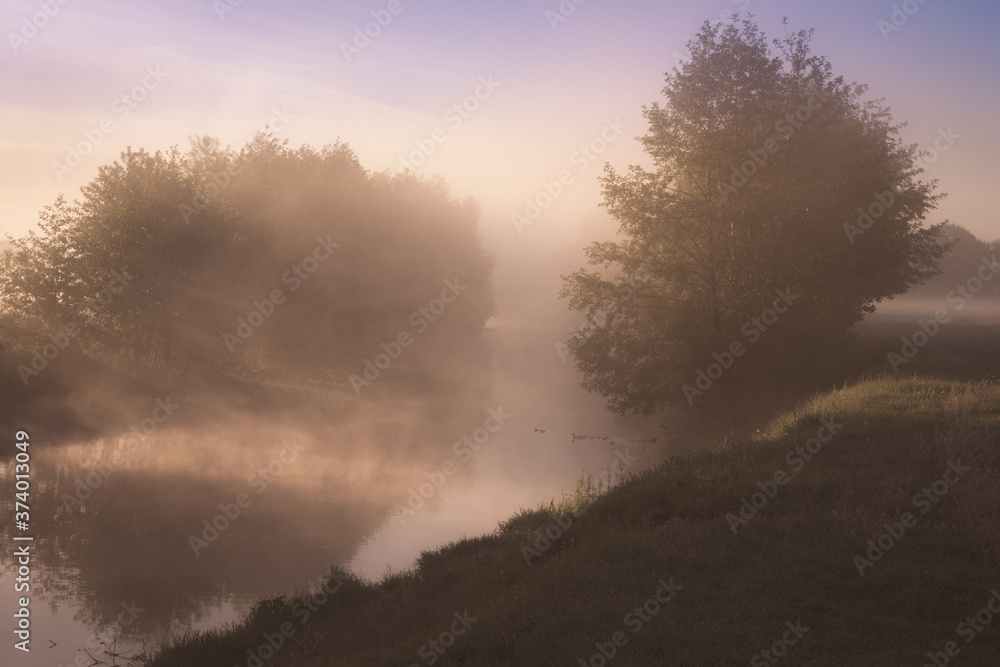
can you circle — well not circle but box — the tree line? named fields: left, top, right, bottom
left=0, top=135, right=495, bottom=387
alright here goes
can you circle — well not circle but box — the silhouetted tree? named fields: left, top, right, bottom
left=561, top=19, right=945, bottom=418
left=0, top=135, right=495, bottom=384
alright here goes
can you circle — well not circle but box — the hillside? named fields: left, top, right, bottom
left=146, top=374, right=1000, bottom=666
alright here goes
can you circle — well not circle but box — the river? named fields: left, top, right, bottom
left=0, top=315, right=666, bottom=666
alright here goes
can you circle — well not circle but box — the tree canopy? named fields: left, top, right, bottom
left=0, top=135, right=495, bottom=385
left=561, top=18, right=945, bottom=418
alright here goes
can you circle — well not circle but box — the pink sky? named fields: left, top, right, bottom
left=1, top=0, right=997, bottom=244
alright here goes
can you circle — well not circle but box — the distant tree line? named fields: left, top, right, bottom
left=0, top=135, right=495, bottom=384
left=902, top=223, right=1000, bottom=300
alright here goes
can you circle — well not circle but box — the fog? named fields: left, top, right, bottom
left=0, top=266, right=669, bottom=665
left=2, top=3, right=999, bottom=665
left=0, top=163, right=673, bottom=666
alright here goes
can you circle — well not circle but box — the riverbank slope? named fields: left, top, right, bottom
left=146, top=373, right=1000, bottom=665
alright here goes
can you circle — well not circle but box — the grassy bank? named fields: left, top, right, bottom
left=147, top=375, right=1000, bottom=666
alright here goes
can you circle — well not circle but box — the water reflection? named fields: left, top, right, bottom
left=0, top=373, right=503, bottom=664
left=0, top=327, right=666, bottom=666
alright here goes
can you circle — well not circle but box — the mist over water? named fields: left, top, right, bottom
left=2, top=190, right=995, bottom=665
left=2, top=3, right=998, bottom=663
left=872, top=297, right=1000, bottom=323
left=0, top=230, right=668, bottom=664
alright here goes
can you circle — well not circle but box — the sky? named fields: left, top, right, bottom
left=1, top=0, right=998, bottom=250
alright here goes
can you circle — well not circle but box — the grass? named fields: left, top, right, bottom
left=145, top=375, right=1000, bottom=666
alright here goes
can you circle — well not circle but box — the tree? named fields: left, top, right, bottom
left=902, top=223, right=1000, bottom=299
left=0, top=135, right=495, bottom=382
left=561, top=18, right=945, bottom=419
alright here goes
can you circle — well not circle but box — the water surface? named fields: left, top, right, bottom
left=0, top=321, right=666, bottom=666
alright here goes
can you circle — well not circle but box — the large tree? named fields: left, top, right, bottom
left=561, top=19, right=945, bottom=418
left=0, top=135, right=495, bottom=380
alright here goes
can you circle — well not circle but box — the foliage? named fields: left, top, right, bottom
left=902, top=222, right=1000, bottom=299
left=561, top=19, right=946, bottom=418
left=0, top=135, right=495, bottom=379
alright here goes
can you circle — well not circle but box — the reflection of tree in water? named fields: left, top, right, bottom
left=0, top=359, right=497, bottom=643
left=10, top=458, right=383, bottom=637
left=2, top=461, right=236, bottom=635
left=1, top=458, right=79, bottom=612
